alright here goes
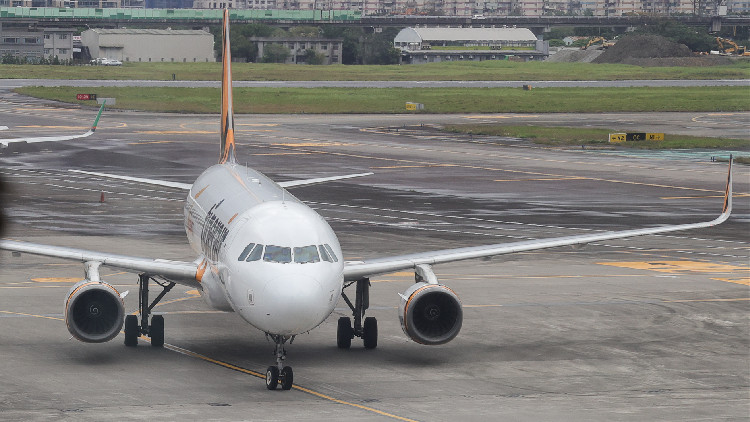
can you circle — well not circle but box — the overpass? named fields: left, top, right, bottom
left=0, top=7, right=748, bottom=33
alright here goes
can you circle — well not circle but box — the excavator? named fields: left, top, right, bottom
left=581, top=37, right=615, bottom=50
left=715, top=37, right=749, bottom=56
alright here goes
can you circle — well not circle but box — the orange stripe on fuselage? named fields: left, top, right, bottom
left=219, top=8, right=236, bottom=165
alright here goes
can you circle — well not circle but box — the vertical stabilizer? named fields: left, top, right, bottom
left=219, top=9, right=236, bottom=164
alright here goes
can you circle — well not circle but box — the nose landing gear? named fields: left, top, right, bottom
left=265, top=334, right=294, bottom=390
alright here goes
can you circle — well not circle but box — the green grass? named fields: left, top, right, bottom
left=1, top=60, right=749, bottom=81
left=15, top=86, right=750, bottom=114
left=442, top=124, right=750, bottom=150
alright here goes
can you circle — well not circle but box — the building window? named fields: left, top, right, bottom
left=58, top=48, right=68, bottom=54
left=58, top=34, right=68, bottom=40
left=44, top=34, right=50, bottom=39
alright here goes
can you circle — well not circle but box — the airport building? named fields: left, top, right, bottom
left=0, top=25, right=74, bottom=62
left=250, top=36, right=343, bottom=64
left=80, top=28, right=214, bottom=63
left=395, top=27, right=548, bottom=64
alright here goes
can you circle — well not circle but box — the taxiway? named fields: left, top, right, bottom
left=1, top=98, right=748, bottom=421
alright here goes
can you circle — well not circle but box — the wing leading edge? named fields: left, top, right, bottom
left=343, top=159, right=733, bottom=282
left=0, top=239, right=200, bottom=288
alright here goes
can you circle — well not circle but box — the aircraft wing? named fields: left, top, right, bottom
left=278, top=172, right=374, bottom=188
left=343, top=160, right=733, bottom=282
left=67, top=170, right=373, bottom=191
left=0, top=103, right=105, bottom=147
left=0, top=239, right=201, bottom=289
left=69, top=170, right=193, bottom=190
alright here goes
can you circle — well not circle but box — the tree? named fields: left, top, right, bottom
left=289, top=26, right=321, bottom=38
left=636, top=20, right=715, bottom=52
left=262, top=43, right=291, bottom=63
left=302, top=49, right=326, bottom=65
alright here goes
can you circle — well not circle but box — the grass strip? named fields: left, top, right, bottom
left=441, top=124, right=750, bottom=150
left=14, top=86, right=750, bottom=114
left=2, top=60, right=749, bottom=81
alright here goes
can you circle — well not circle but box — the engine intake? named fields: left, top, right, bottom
left=65, top=280, right=125, bottom=343
left=399, top=282, right=463, bottom=345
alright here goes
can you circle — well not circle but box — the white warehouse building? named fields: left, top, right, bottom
left=394, top=27, right=548, bottom=64
left=81, top=29, right=215, bottom=63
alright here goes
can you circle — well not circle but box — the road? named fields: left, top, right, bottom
left=0, top=96, right=748, bottom=421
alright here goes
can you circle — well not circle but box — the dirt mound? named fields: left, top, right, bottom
left=618, top=55, right=736, bottom=67
left=545, top=48, right=604, bottom=63
left=593, top=34, right=693, bottom=64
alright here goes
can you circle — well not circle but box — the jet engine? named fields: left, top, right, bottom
left=65, top=280, right=125, bottom=343
left=398, top=282, right=463, bottom=345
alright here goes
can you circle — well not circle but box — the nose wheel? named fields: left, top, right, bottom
left=266, top=334, right=294, bottom=390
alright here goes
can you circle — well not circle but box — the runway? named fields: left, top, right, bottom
left=0, top=98, right=748, bottom=421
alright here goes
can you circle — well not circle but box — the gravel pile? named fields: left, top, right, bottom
left=545, top=48, right=604, bottom=63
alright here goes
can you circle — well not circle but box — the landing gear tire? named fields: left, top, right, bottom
left=124, top=314, right=138, bottom=347
left=266, top=366, right=279, bottom=390
left=363, top=316, right=378, bottom=349
left=150, top=314, right=164, bottom=347
left=337, top=317, right=353, bottom=349
left=280, top=366, right=294, bottom=390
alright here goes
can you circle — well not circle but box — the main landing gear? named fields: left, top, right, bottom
left=338, top=278, right=378, bottom=350
left=124, top=274, right=175, bottom=348
left=265, top=334, right=294, bottom=390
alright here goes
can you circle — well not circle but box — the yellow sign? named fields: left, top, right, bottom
left=405, top=103, right=417, bottom=111
left=646, top=133, right=664, bottom=141
left=609, top=133, right=626, bottom=143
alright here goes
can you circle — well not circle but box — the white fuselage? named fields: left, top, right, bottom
left=184, top=163, right=344, bottom=336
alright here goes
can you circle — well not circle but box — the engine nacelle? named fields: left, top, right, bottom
left=65, top=280, right=125, bottom=343
left=398, top=282, right=463, bottom=345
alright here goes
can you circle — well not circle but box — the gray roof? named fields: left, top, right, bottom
left=395, top=27, right=537, bottom=43
left=90, top=29, right=210, bottom=36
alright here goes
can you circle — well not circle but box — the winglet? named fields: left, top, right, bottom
left=90, top=101, right=106, bottom=132
left=219, top=9, right=236, bottom=165
left=722, top=154, right=733, bottom=216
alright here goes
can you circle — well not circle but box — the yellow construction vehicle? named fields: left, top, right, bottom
left=581, top=37, right=615, bottom=50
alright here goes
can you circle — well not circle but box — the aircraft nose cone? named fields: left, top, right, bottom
left=260, top=274, right=329, bottom=335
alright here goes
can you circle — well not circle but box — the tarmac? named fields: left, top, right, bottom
left=0, top=97, right=748, bottom=421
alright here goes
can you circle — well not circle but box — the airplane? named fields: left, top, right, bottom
left=0, top=102, right=105, bottom=148
left=0, top=10, right=734, bottom=391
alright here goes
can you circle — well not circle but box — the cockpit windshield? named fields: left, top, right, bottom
left=237, top=243, right=338, bottom=264
left=264, top=245, right=292, bottom=263
left=294, top=245, right=320, bottom=264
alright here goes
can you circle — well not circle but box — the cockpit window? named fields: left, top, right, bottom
left=294, top=245, right=320, bottom=264
left=264, top=245, right=292, bottom=264
left=246, top=244, right=264, bottom=262
left=318, top=245, right=332, bottom=262
left=238, top=243, right=255, bottom=261
left=323, top=244, right=339, bottom=262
